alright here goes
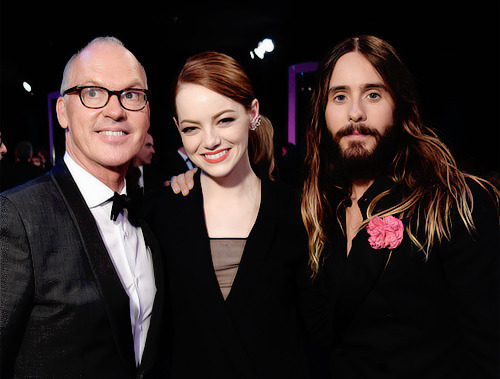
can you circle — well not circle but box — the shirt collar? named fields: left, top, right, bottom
left=177, top=149, right=189, bottom=161
left=331, top=173, right=396, bottom=219
left=64, top=153, right=126, bottom=209
left=357, top=175, right=398, bottom=219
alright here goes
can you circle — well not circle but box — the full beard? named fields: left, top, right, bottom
left=330, top=122, right=399, bottom=180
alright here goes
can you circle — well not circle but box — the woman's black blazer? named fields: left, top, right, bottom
left=147, top=172, right=310, bottom=379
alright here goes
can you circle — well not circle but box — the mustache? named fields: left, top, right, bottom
left=335, top=123, right=381, bottom=140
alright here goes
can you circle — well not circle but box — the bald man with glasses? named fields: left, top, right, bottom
left=0, top=37, right=165, bottom=379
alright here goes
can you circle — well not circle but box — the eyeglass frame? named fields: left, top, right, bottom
left=62, top=85, right=151, bottom=111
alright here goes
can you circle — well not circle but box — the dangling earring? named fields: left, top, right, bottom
left=250, top=115, right=261, bottom=131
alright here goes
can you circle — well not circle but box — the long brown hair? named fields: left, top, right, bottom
left=174, top=51, right=274, bottom=178
left=302, top=35, right=499, bottom=276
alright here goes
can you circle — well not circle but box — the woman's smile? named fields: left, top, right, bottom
left=202, top=148, right=231, bottom=163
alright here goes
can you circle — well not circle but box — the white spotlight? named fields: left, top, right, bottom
left=261, top=38, right=274, bottom=53
left=254, top=44, right=266, bottom=59
left=23, top=81, right=32, bottom=93
left=251, top=38, right=275, bottom=60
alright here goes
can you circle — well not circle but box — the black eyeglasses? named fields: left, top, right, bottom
left=63, top=86, right=151, bottom=111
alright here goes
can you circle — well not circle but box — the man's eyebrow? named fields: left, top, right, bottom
left=363, top=83, right=387, bottom=90
left=77, top=79, right=101, bottom=87
left=328, top=85, right=347, bottom=93
left=328, top=83, right=387, bottom=93
left=78, top=79, right=146, bottom=89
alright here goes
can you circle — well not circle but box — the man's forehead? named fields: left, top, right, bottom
left=329, top=52, right=383, bottom=84
left=69, top=43, right=146, bottom=88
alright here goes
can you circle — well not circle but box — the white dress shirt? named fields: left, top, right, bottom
left=138, top=165, right=145, bottom=189
left=64, top=153, right=156, bottom=366
left=177, top=149, right=194, bottom=170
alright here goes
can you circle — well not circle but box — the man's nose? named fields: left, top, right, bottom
left=103, top=94, right=127, bottom=120
left=348, top=98, right=366, bottom=122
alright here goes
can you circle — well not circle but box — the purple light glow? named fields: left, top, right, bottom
left=287, top=62, right=318, bottom=144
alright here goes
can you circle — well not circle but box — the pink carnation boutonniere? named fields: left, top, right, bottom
left=367, top=215, right=404, bottom=250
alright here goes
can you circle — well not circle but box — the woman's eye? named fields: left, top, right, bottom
left=333, top=94, right=347, bottom=102
left=181, top=126, right=196, bottom=134
left=219, top=117, right=235, bottom=124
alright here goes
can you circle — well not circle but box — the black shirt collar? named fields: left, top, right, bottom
left=333, top=175, right=396, bottom=221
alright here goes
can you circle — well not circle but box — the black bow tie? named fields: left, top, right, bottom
left=110, top=190, right=142, bottom=226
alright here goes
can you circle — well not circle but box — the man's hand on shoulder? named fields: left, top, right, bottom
left=164, top=168, right=197, bottom=196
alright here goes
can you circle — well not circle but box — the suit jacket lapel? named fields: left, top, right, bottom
left=180, top=175, right=223, bottom=301
left=50, top=160, right=136, bottom=371
left=225, top=176, right=279, bottom=319
left=330, top=228, right=392, bottom=339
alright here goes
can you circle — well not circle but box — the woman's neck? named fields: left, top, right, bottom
left=201, top=159, right=261, bottom=238
left=200, top=159, right=260, bottom=198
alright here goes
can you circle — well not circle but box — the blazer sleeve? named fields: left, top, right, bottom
left=439, top=181, right=499, bottom=378
left=0, top=196, right=34, bottom=377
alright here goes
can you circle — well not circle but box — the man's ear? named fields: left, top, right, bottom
left=146, top=104, right=151, bottom=132
left=56, top=96, right=69, bottom=130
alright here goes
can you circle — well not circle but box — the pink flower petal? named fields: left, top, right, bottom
left=367, top=215, right=403, bottom=250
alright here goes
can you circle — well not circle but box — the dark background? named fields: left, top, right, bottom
left=1, top=1, right=498, bottom=178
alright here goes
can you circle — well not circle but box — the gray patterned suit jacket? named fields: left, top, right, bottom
left=0, top=159, right=164, bottom=379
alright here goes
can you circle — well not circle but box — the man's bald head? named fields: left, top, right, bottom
left=60, top=36, right=148, bottom=94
